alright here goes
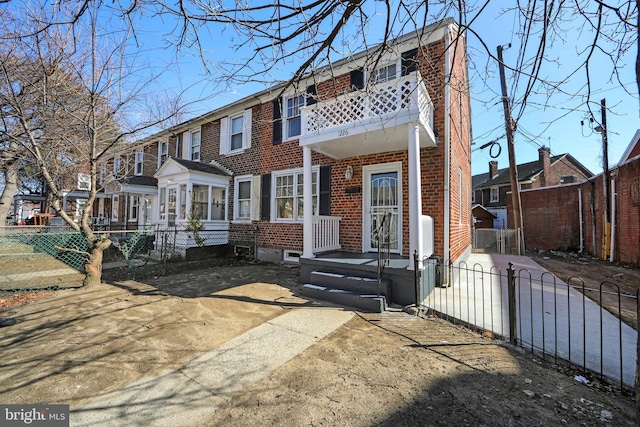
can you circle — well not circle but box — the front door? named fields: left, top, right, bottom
left=364, top=163, right=401, bottom=253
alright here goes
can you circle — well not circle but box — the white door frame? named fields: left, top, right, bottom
left=362, top=162, right=402, bottom=253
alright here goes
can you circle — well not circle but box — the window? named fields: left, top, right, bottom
left=129, top=196, right=139, bottom=221
left=158, top=141, right=168, bottom=167
left=76, top=199, right=88, bottom=218
left=490, top=187, right=499, bottom=203
left=113, top=156, right=122, bottom=176
left=180, top=185, right=187, bottom=219
left=167, top=188, right=177, bottom=225
left=285, top=95, right=305, bottom=139
left=370, top=63, right=397, bottom=85
left=220, top=109, right=252, bottom=155
left=230, top=115, right=244, bottom=151
left=471, top=189, right=475, bottom=204
left=189, top=129, right=201, bottom=161
left=99, top=163, right=106, bottom=185
left=192, top=185, right=209, bottom=220
left=234, top=176, right=252, bottom=221
left=274, top=169, right=317, bottom=221
left=134, top=149, right=144, bottom=176
left=111, top=195, right=119, bottom=222
left=159, top=187, right=166, bottom=220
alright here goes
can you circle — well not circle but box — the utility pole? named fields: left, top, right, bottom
left=599, top=98, right=611, bottom=260
left=497, top=44, right=524, bottom=255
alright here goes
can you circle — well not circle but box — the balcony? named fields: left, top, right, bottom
left=300, top=72, right=436, bottom=159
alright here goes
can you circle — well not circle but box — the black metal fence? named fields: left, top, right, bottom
left=416, top=254, right=638, bottom=391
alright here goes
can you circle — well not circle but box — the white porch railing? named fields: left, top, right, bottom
left=312, top=215, right=341, bottom=254
left=302, top=72, right=434, bottom=137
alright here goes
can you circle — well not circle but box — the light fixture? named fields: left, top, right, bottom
left=345, top=165, right=353, bottom=180
left=594, top=125, right=604, bottom=133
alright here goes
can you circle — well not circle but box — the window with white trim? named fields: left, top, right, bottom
left=490, top=186, right=499, bottom=203
left=220, top=109, right=252, bottom=155
left=284, top=95, right=305, bottom=139
left=230, top=115, right=244, bottom=151
left=129, top=195, right=139, bottom=221
left=113, top=156, right=122, bottom=176
left=189, top=129, right=201, bottom=161
left=369, top=62, right=397, bottom=85
left=234, top=176, right=252, bottom=221
left=111, top=195, right=119, bottom=221
left=158, top=141, right=168, bottom=167
left=134, top=149, right=143, bottom=176
left=471, top=189, right=475, bottom=204
left=192, top=184, right=209, bottom=221
left=273, top=168, right=317, bottom=221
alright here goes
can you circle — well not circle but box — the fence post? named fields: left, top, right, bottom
left=507, top=262, right=518, bottom=346
left=413, top=250, right=420, bottom=307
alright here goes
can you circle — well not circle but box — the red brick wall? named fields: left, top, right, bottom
left=509, top=156, right=640, bottom=266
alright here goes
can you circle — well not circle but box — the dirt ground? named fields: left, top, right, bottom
left=0, top=258, right=637, bottom=426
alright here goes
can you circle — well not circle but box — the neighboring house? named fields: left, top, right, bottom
left=472, top=146, right=594, bottom=227
left=101, top=18, right=473, bottom=305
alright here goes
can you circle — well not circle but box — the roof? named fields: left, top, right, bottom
left=471, top=204, right=497, bottom=218
left=170, top=157, right=233, bottom=176
left=134, top=18, right=458, bottom=144
left=119, top=175, right=158, bottom=187
left=473, top=153, right=593, bottom=189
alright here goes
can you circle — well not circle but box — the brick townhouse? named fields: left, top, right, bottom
left=101, top=18, right=473, bottom=306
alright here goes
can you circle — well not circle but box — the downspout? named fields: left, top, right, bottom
left=443, top=26, right=452, bottom=267
left=578, top=187, right=584, bottom=253
left=609, top=177, right=616, bottom=262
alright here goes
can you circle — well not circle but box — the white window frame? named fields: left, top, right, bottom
left=369, top=61, right=398, bottom=85
left=129, top=195, right=139, bottom=221
left=233, top=175, right=253, bottom=222
left=111, top=195, right=119, bottom=222
left=158, top=140, right=169, bottom=168
left=189, top=129, right=201, bottom=161
left=113, top=156, right=122, bottom=175
left=471, top=189, right=475, bottom=204
left=134, top=149, right=144, bottom=176
left=490, top=186, right=499, bottom=203
left=284, top=94, right=305, bottom=140
left=220, top=109, right=252, bottom=155
left=272, top=167, right=318, bottom=222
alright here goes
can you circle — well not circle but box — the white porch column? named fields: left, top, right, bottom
left=302, top=145, right=314, bottom=258
left=408, top=123, right=423, bottom=270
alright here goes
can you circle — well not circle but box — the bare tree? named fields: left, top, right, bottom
left=0, top=0, right=185, bottom=286
left=11, top=1, right=634, bottom=135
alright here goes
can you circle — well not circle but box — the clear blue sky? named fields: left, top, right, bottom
left=136, top=2, right=640, bottom=176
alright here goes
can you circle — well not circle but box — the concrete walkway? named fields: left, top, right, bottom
left=424, top=253, right=637, bottom=387
left=70, top=307, right=353, bottom=426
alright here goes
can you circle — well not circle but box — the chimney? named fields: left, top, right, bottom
left=539, top=146, right=551, bottom=186
left=489, top=161, right=498, bottom=179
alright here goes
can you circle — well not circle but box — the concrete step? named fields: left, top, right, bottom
left=310, top=271, right=391, bottom=296
left=302, top=283, right=387, bottom=313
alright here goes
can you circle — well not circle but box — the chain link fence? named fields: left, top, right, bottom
left=472, top=228, right=524, bottom=254
left=0, top=226, right=86, bottom=293
left=1, top=224, right=259, bottom=293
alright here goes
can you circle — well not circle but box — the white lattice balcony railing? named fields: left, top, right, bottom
left=312, top=215, right=341, bottom=254
left=302, top=72, right=434, bottom=142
